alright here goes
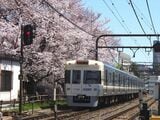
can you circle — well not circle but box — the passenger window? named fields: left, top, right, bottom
left=72, top=70, right=81, bottom=84
left=65, top=70, right=71, bottom=83
left=109, top=73, right=112, bottom=85
left=120, top=75, right=123, bottom=86
left=118, top=74, right=121, bottom=85
left=113, top=72, right=115, bottom=86
left=123, top=76, right=125, bottom=86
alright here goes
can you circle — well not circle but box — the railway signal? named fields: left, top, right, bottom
left=23, top=24, right=34, bottom=46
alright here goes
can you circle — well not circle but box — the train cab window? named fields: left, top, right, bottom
left=65, top=70, right=71, bottom=83
left=84, top=70, right=101, bottom=84
left=72, top=70, right=81, bottom=84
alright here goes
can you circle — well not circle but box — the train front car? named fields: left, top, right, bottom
left=65, top=60, right=104, bottom=107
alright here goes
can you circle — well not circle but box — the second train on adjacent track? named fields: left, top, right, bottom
left=65, top=60, right=144, bottom=107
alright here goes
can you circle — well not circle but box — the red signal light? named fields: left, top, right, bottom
left=25, top=31, right=31, bottom=36
left=23, top=24, right=33, bottom=45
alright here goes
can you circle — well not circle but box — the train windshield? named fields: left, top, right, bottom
left=83, top=70, right=101, bottom=84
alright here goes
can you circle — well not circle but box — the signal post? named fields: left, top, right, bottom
left=19, top=24, right=34, bottom=114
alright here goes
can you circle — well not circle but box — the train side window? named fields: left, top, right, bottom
left=65, top=70, right=71, bottom=83
left=115, top=73, right=118, bottom=85
left=72, top=70, right=81, bottom=84
left=109, top=72, right=112, bottom=85
left=113, top=72, right=115, bottom=86
left=123, top=76, right=125, bottom=87
left=118, top=73, right=121, bottom=86
left=133, top=80, right=135, bottom=87
left=126, top=77, right=128, bottom=87
left=120, top=75, right=123, bottom=86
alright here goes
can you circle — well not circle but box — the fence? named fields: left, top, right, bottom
left=0, top=94, right=66, bottom=112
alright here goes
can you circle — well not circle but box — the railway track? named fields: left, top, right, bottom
left=112, top=97, right=155, bottom=120
left=64, top=96, right=154, bottom=120
left=16, top=96, right=154, bottom=120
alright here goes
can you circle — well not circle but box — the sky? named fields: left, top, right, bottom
left=81, top=0, right=160, bottom=64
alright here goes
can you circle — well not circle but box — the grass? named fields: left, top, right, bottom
left=1, top=100, right=67, bottom=113
left=23, top=100, right=67, bottom=111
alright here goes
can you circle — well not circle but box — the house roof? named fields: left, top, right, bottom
left=0, top=50, right=20, bottom=62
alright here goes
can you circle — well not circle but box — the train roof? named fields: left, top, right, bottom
left=104, top=63, right=139, bottom=79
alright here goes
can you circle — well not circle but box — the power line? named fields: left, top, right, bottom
left=129, top=0, right=152, bottom=46
left=102, top=0, right=138, bottom=62
left=109, top=0, right=149, bottom=60
left=43, top=0, right=96, bottom=37
left=145, top=0, right=157, bottom=35
left=102, top=0, right=130, bottom=33
left=109, top=0, right=131, bottom=33
left=131, top=1, right=153, bottom=31
left=43, top=0, right=119, bottom=63
left=126, top=0, right=153, bottom=61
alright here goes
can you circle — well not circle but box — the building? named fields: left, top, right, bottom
left=118, top=52, right=131, bottom=71
left=145, top=76, right=159, bottom=96
left=0, top=53, right=20, bottom=102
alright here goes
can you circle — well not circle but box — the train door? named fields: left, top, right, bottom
left=71, top=70, right=82, bottom=94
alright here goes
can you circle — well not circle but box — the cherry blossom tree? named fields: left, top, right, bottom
left=0, top=0, right=119, bottom=96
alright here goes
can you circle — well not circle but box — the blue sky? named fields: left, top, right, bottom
left=82, top=0, right=160, bottom=63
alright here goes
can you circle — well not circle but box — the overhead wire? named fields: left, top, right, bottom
left=105, top=0, right=149, bottom=61
left=43, top=0, right=118, bottom=63
left=102, top=0, right=132, bottom=64
left=125, top=0, right=153, bottom=61
left=109, top=0, right=131, bottom=33
left=132, top=1, right=153, bottom=31
left=43, top=0, right=96, bottom=37
left=127, top=1, right=152, bottom=61
left=128, top=0, right=152, bottom=46
left=102, top=0, right=130, bottom=33
left=145, top=0, right=157, bottom=35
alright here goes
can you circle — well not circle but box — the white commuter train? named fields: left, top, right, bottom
left=65, top=60, right=144, bottom=107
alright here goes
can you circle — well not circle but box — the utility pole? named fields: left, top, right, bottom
left=54, top=82, right=57, bottom=120
left=19, top=24, right=35, bottom=114
left=158, top=83, right=160, bottom=115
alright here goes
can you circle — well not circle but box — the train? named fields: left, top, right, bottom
left=65, top=60, right=144, bottom=107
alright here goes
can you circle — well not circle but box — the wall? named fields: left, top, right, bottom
left=0, top=59, right=20, bottom=101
